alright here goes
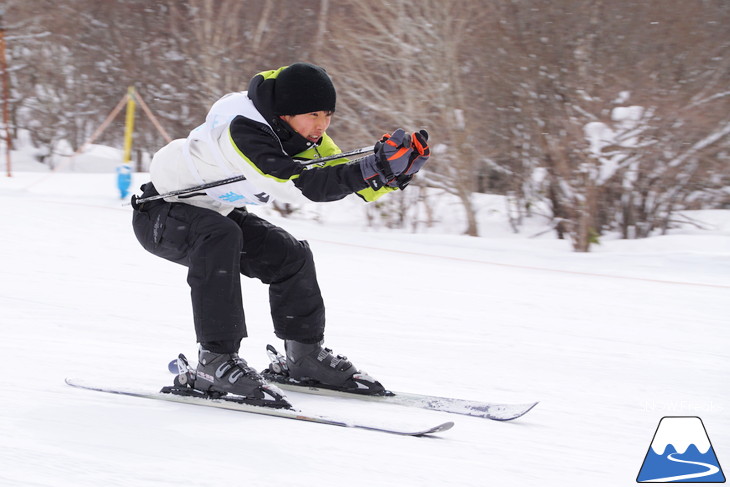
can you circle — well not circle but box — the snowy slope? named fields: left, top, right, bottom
left=1, top=166, right=728, bottom=487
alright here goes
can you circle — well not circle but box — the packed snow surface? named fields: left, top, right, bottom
left=1, top=158, right=728, bottom=486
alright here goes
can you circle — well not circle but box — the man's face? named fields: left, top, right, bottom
left=280, top=111, right=333, bottom=143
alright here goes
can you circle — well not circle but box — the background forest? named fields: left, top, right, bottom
left=2, top=0, right=729, bottom=250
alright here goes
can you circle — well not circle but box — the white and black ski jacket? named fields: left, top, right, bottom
left=149, top=67, right=371, bottom=215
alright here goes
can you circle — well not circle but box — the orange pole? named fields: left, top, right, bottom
left=135, top=90, right=172, bottom=143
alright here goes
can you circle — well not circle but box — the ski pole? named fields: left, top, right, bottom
left=300, top=145, right=373, bottom=166
left=131, top=145, right=373, bottom=205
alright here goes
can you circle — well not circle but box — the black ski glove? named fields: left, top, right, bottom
left=406, top=130, right=430, bottom=175
left=360, top=129, right=414, bottom=190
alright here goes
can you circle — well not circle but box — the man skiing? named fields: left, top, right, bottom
left=131, top=63, right=430, bottom=405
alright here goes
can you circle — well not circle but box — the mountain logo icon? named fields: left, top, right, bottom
left=637, top=416, right=725, bottom=483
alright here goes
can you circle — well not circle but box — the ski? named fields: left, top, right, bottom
left=262, top=376, right=538, bottom=421
left=259, top=345, right=538, bottom=422
left=64, top=378, right=454, bottom=437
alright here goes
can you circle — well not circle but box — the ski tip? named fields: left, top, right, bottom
left=436, top=421, right=455, bottom=433
left=519, top=401, right=539, bottom=416
left=415, top=421, right=455, bottom=436
left=489, top=401, right=540, bottom=421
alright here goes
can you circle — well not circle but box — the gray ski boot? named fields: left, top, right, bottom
left=284, top=340, right=385, bottom=395
left=194, top=347, right=289, bottom=406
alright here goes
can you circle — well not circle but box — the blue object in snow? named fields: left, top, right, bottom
left=116, top=164, right=132, bottom=199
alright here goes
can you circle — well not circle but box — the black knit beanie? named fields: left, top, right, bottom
left=273, top=63, right=336, bottom=116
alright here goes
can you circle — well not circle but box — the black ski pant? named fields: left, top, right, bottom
left=131, top=184, right=325, bottom=351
